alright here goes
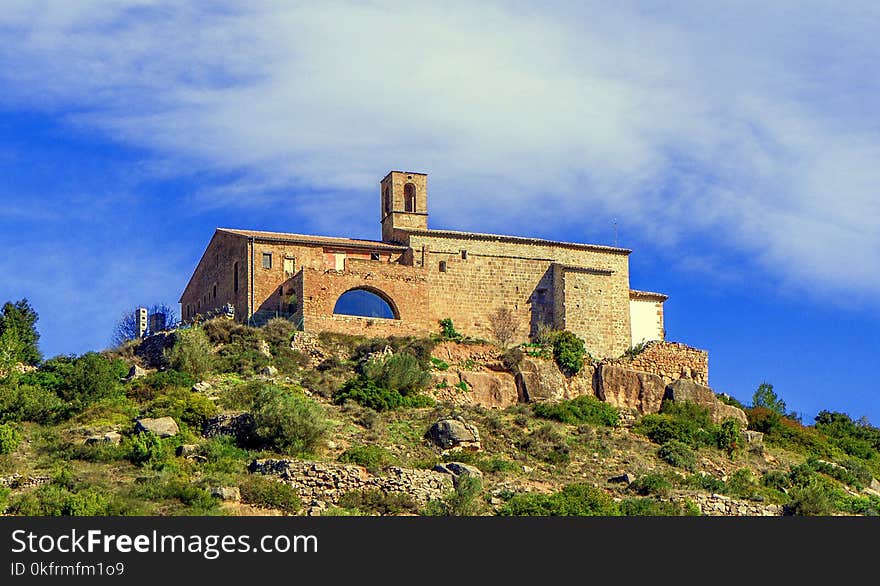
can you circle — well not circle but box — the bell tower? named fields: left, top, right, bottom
left=380, top=171, right=428, bottom=243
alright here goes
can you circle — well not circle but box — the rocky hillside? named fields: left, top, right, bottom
left=1, top=317, right=879, bottom=517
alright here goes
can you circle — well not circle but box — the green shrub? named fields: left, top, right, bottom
left=146, top=386, right=219, bottom=428
left=551, top=331, right=586, bottom=375
left=55, top=352, right=127, bottom=412
left=621, top=341, right=648, bottom=360
left=253, top=386, right=328, bottom=456
left=629, top=473, right=673, bottom=497
left=0, top=486, right=9, bottom=513
left=683, top=472, right=726, bottom=493
left=499, top=483, right=619, bottom=516
left=199, top=436, right=251, bottom=475
left=202, top=318, right=237, bottom=345
left=126, top=433, right=173, bottom=469
left=129, top=476, right=217, bottom=515
left=518, top=425, right=570, bottom=465
left=338, top=489, right=420, bottom=516
left=634, top=413, right=701, bottom=447
left=338, top=445, right=398, bottom=473
left=333, top=377, right=434, bottom=412
left=430, top=357, right=450, bottom=371
left=167, top=328, right=215, bottom=378
left=261, top=318, right=297, bottom=351
left=723, top=468, right=760, bottom=500
left=361, top=353, right=431, bottom=396
left=0, top=423, right=21, bottom=455
left=220, top=380, right=265, bottom=411
left=716, top=418, right=744, bottom=458
left=439, top=318, right=462, bottom=341
left=788, top=480, right=837, bottom=516
left=658, top=440, right=696, bottom=471
left=7, top=484, right=112, bottom=516
left=761, top=470, right=791, bottom=492
left=752, top=382, right=786, bottom=415
left=423, top=475, right=484, bottom=516
left=532, top=395, right=619, bottom=427
left=0, top=383, right=67, bottom=423
left=239, top=476, right=302, bottom=514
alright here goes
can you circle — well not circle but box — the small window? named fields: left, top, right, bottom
left=283, top=257, right=295, bottom=276
left=334, top=253, right=345, bottom=271
left=461, top=250, right=468, bottom=260
left=262, top=252, right=272, bottom=269
left=233, top=261, right=239, bottom=293
left=439, top=261, right=447, bottom=272
left=404, top=183, right=416, bottom=212
left=370, top=252, right=380, bottom=261
left=212, top=284, right=217, bottom=300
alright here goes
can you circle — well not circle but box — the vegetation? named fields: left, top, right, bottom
left=500, top=483, right=619, bottom=516
left=550, top=330, right=587, bottom=375
left=167, top=327, right=215, bottom=378
left=252, top=386, right=329, bottom=456
left=0, top=298, right=41, bottom=367
left=239, top=476, right=302, bottom=513
left=532, top=395, right=619, bottom=427
left=338, top=445, right=398, bottom=473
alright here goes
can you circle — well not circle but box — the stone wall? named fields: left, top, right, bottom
left=180, top=230, right=250, bottom=322
left=615, top=341, right=709, bottom=385
left=669, top=492, right=783, bottom=516
left=248, top=459, right=453, bottom=513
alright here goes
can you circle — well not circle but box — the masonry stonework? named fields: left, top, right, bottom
left=180, top=170, right=668, bottom=358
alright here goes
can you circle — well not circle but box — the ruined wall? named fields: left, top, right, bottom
left=614, top=341, right=709, bottom=385
left=405, top=232, right=631, bottom=357
left=299, top=259, right=431, bottom=338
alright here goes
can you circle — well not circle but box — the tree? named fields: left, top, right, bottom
left=112, top=303, right=179, bottom=346
left=0, top=299, right=41, bottom=366
left=751, top=382, right=786, bottom=416
left=488, top=307, right=518, bottom=348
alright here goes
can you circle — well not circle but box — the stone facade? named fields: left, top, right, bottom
left=614, top=341, right=709, bottom=385
left=180, top=171, right=668, bottom=358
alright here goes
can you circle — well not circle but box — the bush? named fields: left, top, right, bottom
left=499, top=483, right=619, bottom=516
left=532, top=395, right=619, bottom=427
left=424, top=475, right=484, bottom=516
left=126, top=433, right=173, bottom=469
left=439, top=318, right=462, bottom=341
left=145, top=387, right=219, bottom=428
left=0, top=423, right=21, bottom=455
left=752, top=382, right=786, bottom=415
left=716, top=418, right=744, bottom=458
left=253, top=386, right=328, bottom=456
left=0, top=486, right=8, bottom=513
left=551, top=331, right=587, bottom=375
left=132, top=370, right=197, bottom=396
left=55, top=352, right=128, bottom=412
left=518, top=425, right=570, bottom=465
left=629, top=473, right=673, bottom=497
left=788, top=481, right=836, bottom=516
left=261, top=318, right=297, bottom=351
left=658, top=440, right=696, bottom=471
left=361, top=353, right=431, bottom=396
left=333, top=377, right=434, bottom=412
left=723, top=469, right=760, bottom=500
left=634, top=413, right=702, bottom=447
left=0, top=383, right=66, bottom=423
left=167, top=328, right=215, bottom=378
left=7, top=484, right=112, bottom=516
left=338, top=445, right=398, bottom=473
left=239, top=476, right=302, bottom=514
left=762, top=470, right=791, bottom=492
left=338, top=490, right=420, bottom=516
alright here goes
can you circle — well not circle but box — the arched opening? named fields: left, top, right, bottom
left=383, top=186, right=392, bottom=216
left=404, top=183, right=416, bottom=212
left=333, top=287, right=399, bottom=319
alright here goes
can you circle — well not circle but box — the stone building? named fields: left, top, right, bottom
left=180, top=171, right=667, bottom=358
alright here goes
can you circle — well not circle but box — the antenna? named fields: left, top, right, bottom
left=613, top=218, right=618, bottom=247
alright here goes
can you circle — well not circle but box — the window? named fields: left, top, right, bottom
left=461, top=249, right=468, bottom=260
left=383, top=186, right=392, bottom=215
left=283, top=257, right=295, bottom=276
left=439, top=261, right=447, bottom=272
left=404, top=183, right=416, bottom=212
left=262, top=252, right=273, bottom=269
left=233, top=262, right=239, bottom=293
left=334, top=253, right=345, bottom=271
left=212, top=284, right=217, bottom=300
left=370, top=252, right=380, bottom=261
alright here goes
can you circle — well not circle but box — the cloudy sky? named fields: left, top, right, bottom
left=1, top=1, right=878, bottom=421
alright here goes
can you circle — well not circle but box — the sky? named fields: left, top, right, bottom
left=0, top=1, right=878, bottom=423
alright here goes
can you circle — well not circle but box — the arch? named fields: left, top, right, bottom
left=404, top=183, right=416, bottom=212
left=333, top=287, right=400, bottom=320
left=383, top=186, right=392, bottom=216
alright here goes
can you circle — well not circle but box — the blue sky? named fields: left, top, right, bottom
left=0, top=1, right=878, bottom=423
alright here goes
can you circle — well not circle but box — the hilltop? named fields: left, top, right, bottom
left=2, top=315, right=880, bottom=517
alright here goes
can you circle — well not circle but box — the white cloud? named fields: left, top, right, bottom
left=1, top=0, right=879, bottom=301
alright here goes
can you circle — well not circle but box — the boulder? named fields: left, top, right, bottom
left=126, top=364, right=148, bottom=381
left=433, top=462, right=483, bottom=486
left=743, top=430, right=764, bottom=453
left=176, top=444, right=200, bottom=457
left=259, top=365, right=278, bottom=377
left=210, top=486, right=241, bottom=502
left=426, top=418, right=481, bottom=451
left=202, top=412, right=255, bottom=443
left=866, top=478, right=880, bottom=498
left=566, top=364, right=597, bottom=400
left=84, top=431, right=122, bottom=446
left=134, top=417, right=179, bottom=438
left=608, top=473, right=636, bottom=485
left=596, top=364, right=666, bottom=414
left=516, top=357, right=568, bottom=402
left=429, top=370, right=518, bottom=409
left=664, top=379, right=748, bottom=426
left=192, top=381, right=213, bottom=393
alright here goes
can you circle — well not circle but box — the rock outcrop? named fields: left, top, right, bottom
left=426, top=418, right=481, bottom=451
left=134, top=417, right=179, bottom=438
left=135, top=332, right=177, bottom=369
left=516, top=357, right=569, bottom=402
left=596, top=364, right=666, bottom=414
left=203, top=412, right=256, bottom=444
left=664, top=379, right=748, bottom=426
left=430, top=370, right=518, bottom=408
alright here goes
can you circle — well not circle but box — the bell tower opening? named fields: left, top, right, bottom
left=380, top=171, right=429, bottom=243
